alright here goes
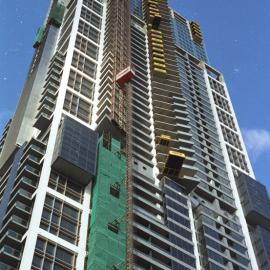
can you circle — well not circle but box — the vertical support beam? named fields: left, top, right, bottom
left=19, top=1, right=85, bottom=269
left=202, top=65, right=259, bottom=270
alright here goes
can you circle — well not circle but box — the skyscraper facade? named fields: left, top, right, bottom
left=0, top=0, right=269, bottom=270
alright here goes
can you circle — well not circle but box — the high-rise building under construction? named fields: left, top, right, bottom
left=0, top=0, right=269, bottom=270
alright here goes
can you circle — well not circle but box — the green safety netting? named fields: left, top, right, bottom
left=87, top=136, right=127, bottom=270
left=49, top=3, right=65, bottom=27
left=33, top=26, right=45, bottom=48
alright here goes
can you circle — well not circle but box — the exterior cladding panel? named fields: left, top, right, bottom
left=171, top=12, right=208, bottom=63
left=163, top=178, right=196, bottom=269
left=251, top=226, right=270, bottom=270
left=236, top=173, right=270, bottom=269
left=52, top=116, right=98, bottom=185
left=87, top=136, right=126, bottom=270
left=236, top=173, right=270, bottom=228
left=131, top=0, right=143, bottom=18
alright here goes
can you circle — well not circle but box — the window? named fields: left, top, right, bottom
left=80, top=6, right=102, bottom=29
left=78, top=19, right=100, bottom=43
left=166, top=209, right=190, bottom=228
left=40, top=194, right=81, bottom=245
left=33, top=237, right=76, bottom=270
left=71, top=51, right=97, bottom=78
left=166, top=198, right=189, bottom=216
left=75, top=34, right=99, bottom=60
left=110, top=182, right=120, bottom=198
left=83, top=0, right=103, bottom=15
left=108, top=220, right=119, bottom=234
left=64, top=91, right=92, bottom=124
left=32, top=255, right=43, bottom=268
left=43, top=260, right=53, bottom=270
left=56, top=247, right=73, bottom=265
left=36, top=238, right=45, bottom=252
left=68, top=69, right=95, bottom=99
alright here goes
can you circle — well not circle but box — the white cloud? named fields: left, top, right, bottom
left=233, top=68, right=240, bottom=73
left=242, top=128, right=270, bottom=161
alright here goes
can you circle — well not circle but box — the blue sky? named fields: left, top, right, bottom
left=1, top=0, right=269, bottom=191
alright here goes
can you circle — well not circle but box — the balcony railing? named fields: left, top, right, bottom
left=0, top=245, right=21, bottom=260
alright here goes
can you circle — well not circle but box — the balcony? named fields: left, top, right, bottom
left=179, top=163, right=197, bottom=178
left=175, top=115, right=190, bottom=125
left=133, top=194, right=164, bottom=217
left=46, top=66, right=62, bottom=78
left=37, top=103, right=54, bottom=116
left=18, top=177, right=37, bottom=192
left=174, top=107, right=189, bottom=118
left=0, top=230, right=22, bottom=247
left=154, top=119, right=178, bottom=133
left=218, top=193, right=236, bottom=214
left=177, top=137, right=194, bottom=149
left=0, top=246, right=21, bottom=267
left=133, top=236, right=176, bottom=269
left=45, top=74, right=61, bottom=85
left=0, top=262, right=17, bottom=270
left=132, top=142, right=153, bottom=161
left=195, top=182, right=216, bottom=202
left=133, top=184, right=163, bottom=205
left=48, top=60, right=63, bottom=71
left=223, top=219, right=241, bottom=233
left=16, top=165, right=40, bottom=182
left=34, top=111, right=52, bottom=131
left=23, top=144, right=45, bottom=159
left=154, top=106, right=175, bottom=118
left=134, top=206, right=164, bottom=224
left=39, top=90, right=56, bottom=105
left=133, top=174, right=161, bottom=195
left=42, top=81, right=59, bottom=95
left=49, top=52, right=65, bottom=68
left=4, top=200, right=31, bottom=228
left=205, top=261, right=227, bottom=270
left=20, top=155, right=41, bottom=172
left=39, top=95, right=56, bottom=108
left=7, top=215, right=28, bottom=234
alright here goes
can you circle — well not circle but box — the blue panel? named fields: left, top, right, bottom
left=171, top=13, right=208, bottom=63
left=163, top=178, right=196, bottom=268
left=130, top=0, right=143, bottom=18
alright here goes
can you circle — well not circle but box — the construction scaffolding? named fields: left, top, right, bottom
left=33, top=26, right=45, bottom=48
left=87, top=135, right=127, bottom=270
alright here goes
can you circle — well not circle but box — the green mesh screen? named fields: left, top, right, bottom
left=33, top=26, right=45, bottom=48
left=87, top=136, right=126, bottom=270
left=49, top=3, right=65, bottom=27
